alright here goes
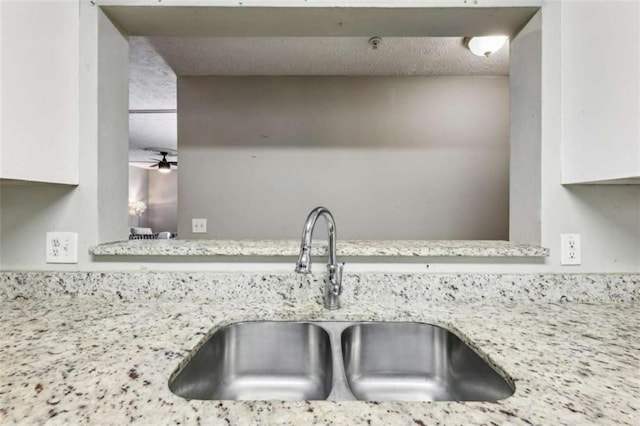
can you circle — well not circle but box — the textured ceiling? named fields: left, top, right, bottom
left=147, top=36, right=510, bottom=77
left=129, top=38, right=177, bottom=158
left=128, top=36, right=509, bottom=158
left=129, top=37, right=176, bottom=110
left=129, top=112, right=177, bottom=152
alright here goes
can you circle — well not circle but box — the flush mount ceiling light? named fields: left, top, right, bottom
left=465, top=36, right=508, bottom=57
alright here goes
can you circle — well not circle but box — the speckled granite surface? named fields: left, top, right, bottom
left=1, top=298, right=638, bottom=425
left=0, top=272, right=638, bottom=424
left=89, top=239, right=549, bottom=257
left=1, top=271, right=637, bottom=304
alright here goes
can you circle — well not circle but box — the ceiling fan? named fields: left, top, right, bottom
left=151, top=152, right=178, bottom=173
left=141, top=149, right=177, bottom=173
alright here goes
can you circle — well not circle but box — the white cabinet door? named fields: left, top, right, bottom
left=0, top=0, right=79, bottom=184
left=561, top=0, right=640, bottom=184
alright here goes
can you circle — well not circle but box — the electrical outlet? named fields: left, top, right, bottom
left=46, top=232, right=78, bottom=264
left=192, top=218, right=207, bottom=234
left=561, top=233, right=581, bottom=265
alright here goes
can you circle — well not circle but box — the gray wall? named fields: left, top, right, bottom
left=148, top=171, right=178, bottom=233
left=128, top=166, right=149, bottom=227
left=128, top=166, right=178, bottom=232
left=178, top=76, right=510, bottom=240
left=0, top=7, right=128, bottom=270
left=510, top=10, right=541, bottom=244
left=1, top=2, right=639, bottom=273
left=97, top=10, right=129, bottom=243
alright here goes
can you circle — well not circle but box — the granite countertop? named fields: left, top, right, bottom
left=1, top=296, right=638, bottom=424
left=90, top=239, right=549, bottom=257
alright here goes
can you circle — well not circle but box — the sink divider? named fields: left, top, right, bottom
left=313, top=321, right=358, bottom=401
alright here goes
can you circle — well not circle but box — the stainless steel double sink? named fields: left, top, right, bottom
left=169, top=321, right=514, bottom=402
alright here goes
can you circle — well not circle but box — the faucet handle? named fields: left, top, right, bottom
left=327, top=262, right=344, bottom=296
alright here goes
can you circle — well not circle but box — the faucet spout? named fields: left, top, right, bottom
left=294, top=247, right=312, bottom=274
left=296, top=206, right=337, bottom=269
left=294, top=207, right=343, bottom=309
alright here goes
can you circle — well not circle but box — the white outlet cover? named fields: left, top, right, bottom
left=560, top=233, right=581, bottom=266
left=46, top=232, right=78, bottom=264
left=192, top=218, right=207, bottom=234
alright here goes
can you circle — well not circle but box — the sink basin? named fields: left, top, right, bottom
left=341, top=322, right=514, bottom=401
left=169, top=321, right=513, bottom=402
left=169, top=322, right=333, bottom=400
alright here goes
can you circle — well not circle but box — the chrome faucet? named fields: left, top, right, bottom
left=295, top=207, right=344, bottom=310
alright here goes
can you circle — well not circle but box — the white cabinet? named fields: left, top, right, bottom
left=561, top=0, right=640, bottom=184
left=0, top=0, right=79, bottom=184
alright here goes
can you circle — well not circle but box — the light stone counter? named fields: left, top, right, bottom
left=0, top=272, right=638, bottom=425
left=89, top=239, right=549, bottom=258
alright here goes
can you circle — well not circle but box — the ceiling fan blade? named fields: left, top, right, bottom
left=169, top=162, right=178, bottom=165
left=150, top=164, right=159, bottom=168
